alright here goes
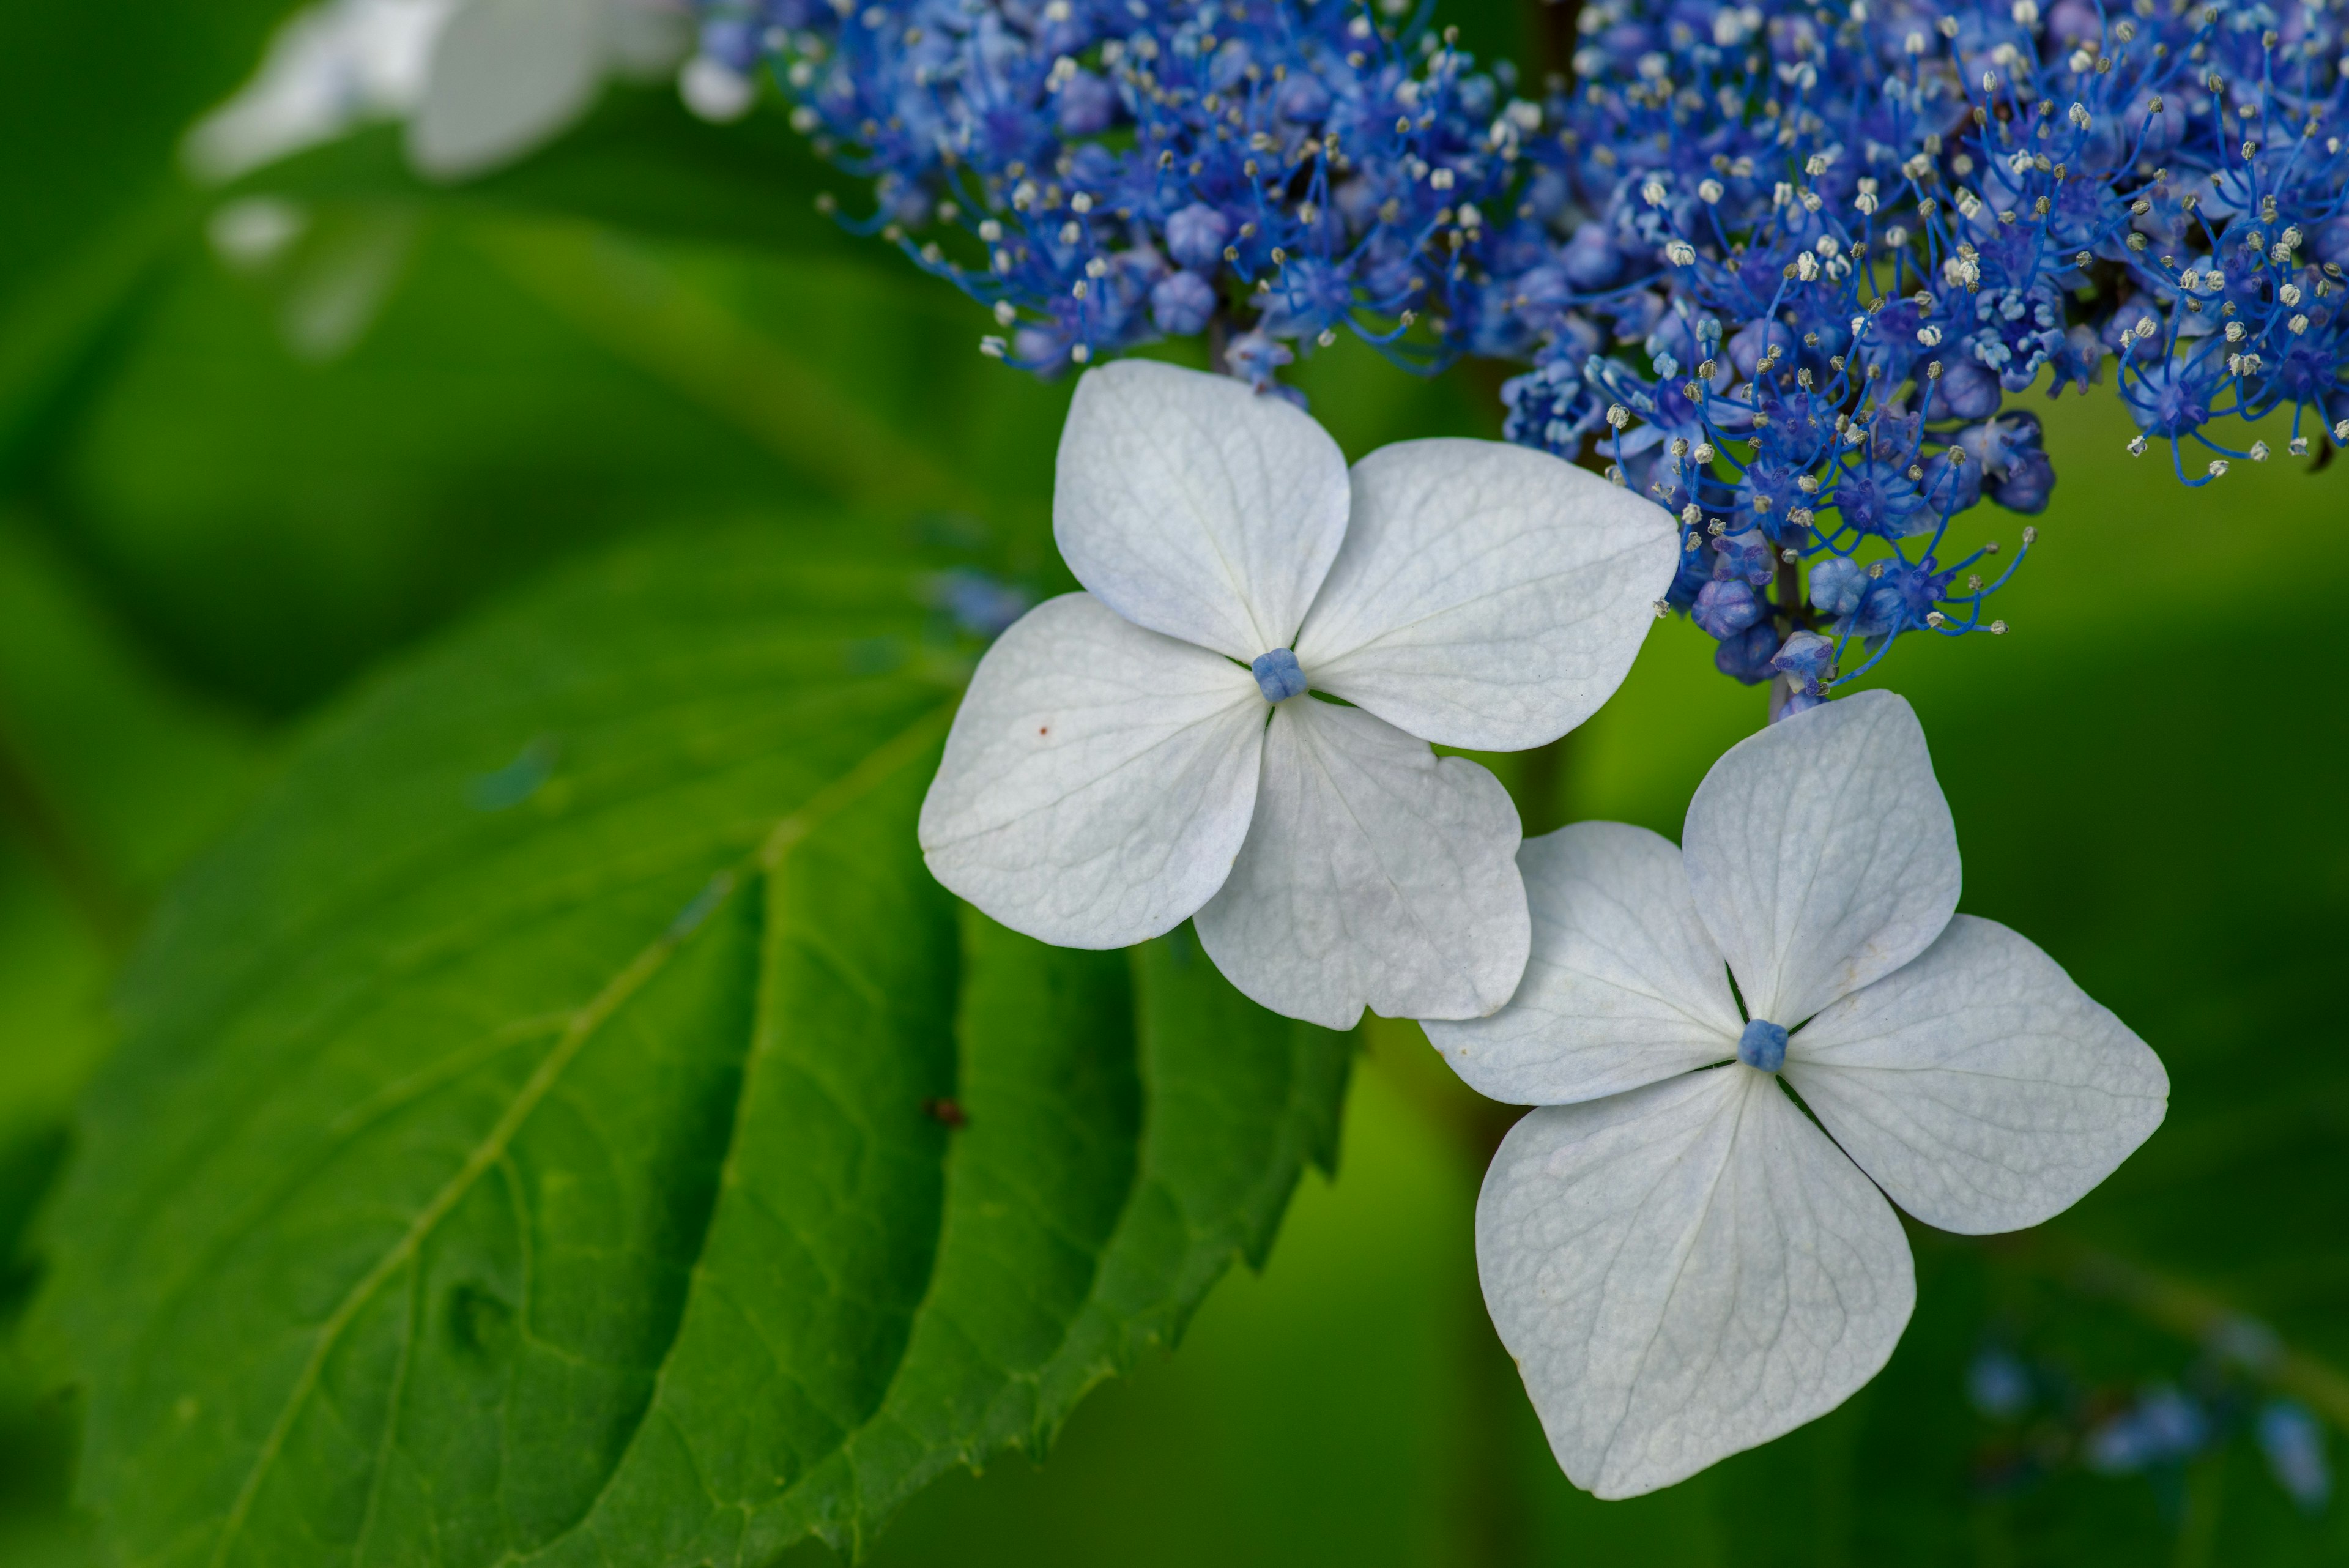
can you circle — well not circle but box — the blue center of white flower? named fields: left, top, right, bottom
left=1737, top=1018, right=1789, bottom=1073
left=1252, top=647, right=1308, bottom=703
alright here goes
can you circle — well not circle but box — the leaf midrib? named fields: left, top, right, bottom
left=201, top=702, right=956, bottom=1568
left=108, top=684, right=941, bottom=1341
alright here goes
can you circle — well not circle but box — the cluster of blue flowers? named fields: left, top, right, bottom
left=689, top=0, right=2349, bottom=710
left=1967, top=1340, right=2333, bottom=1513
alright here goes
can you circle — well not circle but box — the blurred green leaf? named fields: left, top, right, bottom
left=0, top=511, right=270, bottom=1566
left=37, top=208, right=1078, bottom=714
left=37, top=521, right=1349, bottom=1566
left=0, top=0, right=299, bottom=475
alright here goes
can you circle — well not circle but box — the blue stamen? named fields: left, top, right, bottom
left=1738, top=1019, right=1789, bottom=1074
left=1251, top=647, right=1308, bottom=704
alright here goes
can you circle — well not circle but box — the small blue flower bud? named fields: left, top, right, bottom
left=1559, top=223, right=1621, bottom=289
left=1712, top=529, right=1775, bottom=587
left=1276, top=73, right=1332, bottom=122
left=1809, top=556, right=1865, bottom=618
left=1164, top=203, right=1232, bottom=272
left=1737, top=1019, right=1788, bottom=1072
left=1152, top=271, right=1219, bottom=336
left=1772, top=688, right=1827, bottom=721
left=1987, top=449, right=2055, bottom=514
left=1714, top=622, right=1781, bottom=685
left=1225, top=331, right=1294, bottom=392
left=1934, top=358, right=2003, bottom=421
left=1691, top=579, right=1761, bottom=639
left=1251, top=647, right=1308, bottom=703
left=1056, top=70, right=1118, bottom=137
left=1771, top=629, right=1835, bottom=688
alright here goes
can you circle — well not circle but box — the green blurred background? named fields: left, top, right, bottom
left=3, top=1, right=2345, bottom=1562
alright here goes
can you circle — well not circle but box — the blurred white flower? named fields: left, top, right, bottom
left=1427, top=691, right=2168, bottom=1498
left=186, top=0, right=688, bottom=184
left=918, top=359, right=1676, bottom=1029
left=186, top=0, right=453, bottom=180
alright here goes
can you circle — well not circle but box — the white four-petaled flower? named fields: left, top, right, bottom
left=919, top=360, right=1678, bottom=1028
left=1427, top=691, right=2169, bottom=1498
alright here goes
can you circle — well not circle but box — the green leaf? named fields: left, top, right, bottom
left=37, top=521, right=1349, bottom=1566
left=0, top=0, right=299, bottom=477
left=43, top=208, right=1075, bottom=714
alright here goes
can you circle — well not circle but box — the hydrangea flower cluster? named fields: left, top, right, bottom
left=691, top=0, right=1537, bottom=376
left=688, top=0, right=2349, bottom=711
left=1513, top=0, right=2349, bottom=708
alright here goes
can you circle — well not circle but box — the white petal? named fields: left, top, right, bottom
left=919, top=593, right=1264, bottom=948
left=1194, top=697, right=1527, bottom=1029
left=1785, top=915, right=2169, bottom=1235
left=1423, top=823, right=1742, bottom=1106
left=1291, top=440, right=1677, bottom=751
left=1682, top=690, right=1959, bottom=1027
left=409, top=0, right=605, bottom=180
left=1479, top=1068, right=1915, bottom=1499
left=1053, top=360, right=1350, bottom=661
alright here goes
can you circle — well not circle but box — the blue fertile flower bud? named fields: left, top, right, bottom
left=1251, top=647, right=1308, bottom=703
left=1691, top=579, right=1761, bottom=640
left=1771, top=630, right=1836, bottom=690
left=1737, top=1018, right=1788, bottom=1072
left=1714, top=623, right=1782, bottom=685
left=1987, top=450, right=2056, bottom=515
left=1934, top=360, right=2003, bottom=422
left=1225, top=332, right=1296, bottom=396
left=1712, top=529, right=1775, bottom=587
left=1809, top=556, right=1865, bottom=619
left=1152, top=271, right=1219, bottom=336
left=1164, top=204, right=1231, bottom=273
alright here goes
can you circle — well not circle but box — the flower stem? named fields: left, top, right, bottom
left=2005, top=1232, right=2349, bottom=1425
left=1513, top=731, right=1573, bottom=838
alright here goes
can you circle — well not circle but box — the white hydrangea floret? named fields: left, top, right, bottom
left=1425, top=692, right=2169, bottom=1496
left=919, top=360, right=1679, bottom=1029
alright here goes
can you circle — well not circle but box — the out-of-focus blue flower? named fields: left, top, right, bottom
left=2085, top=1385, right=2210, bottom=1473
left=694, top=0, right=2349, bottom=707
left=1967, top=1348, right=2033, bottom=1421
left=2257, top=1401, right=2333, bottom=1514
left=925, top=566, right=1032, bottom=637
left=1152, top=269, right=1218, bottom=335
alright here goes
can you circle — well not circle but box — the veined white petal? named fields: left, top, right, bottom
left=1053, top=360, right=1350, bottom=661
left=1195, top=697, right=1527, bottom=1029
left=919, top=593, right=1265, bottom=948
left=1479, top=1068, right=1914, bottom=1499
left=1682, top=691, right=1959, bottom=1027
left=1295, top=440, right=1677, bottom=750
left=1786, top=915, right=2169, bottom=1235
left=409, top=0, right=604, bottom=180
left=1425, top=823, right=1740, bottom=1105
